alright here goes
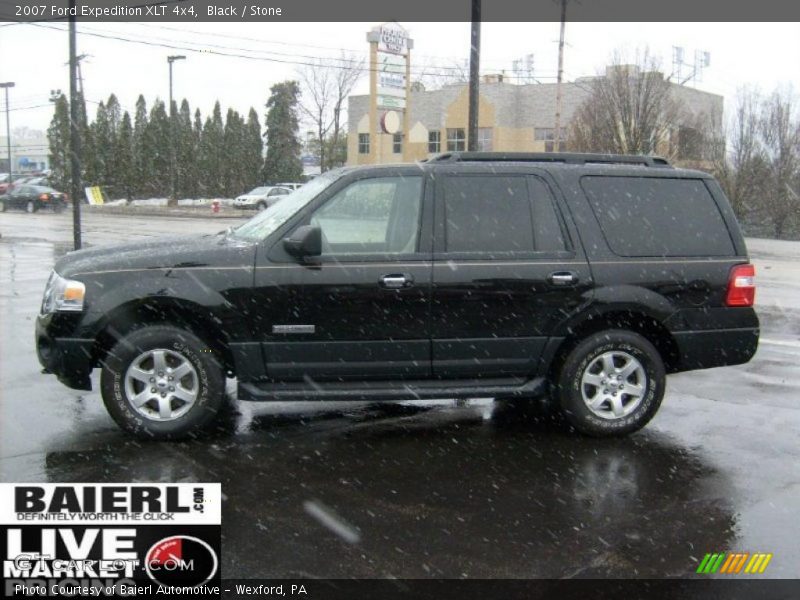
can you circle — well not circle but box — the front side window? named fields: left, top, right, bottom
left=310, top=176, right=423, bottom=257
left=358, top=133, right=370, bottom=154
left=446, top=128, right=465, bottom=152
left=428, top=130, right=441, bottom=153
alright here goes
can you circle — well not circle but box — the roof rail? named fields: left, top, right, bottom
left=428, top=152, right=671, bottom=167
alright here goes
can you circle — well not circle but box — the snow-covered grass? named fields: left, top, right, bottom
left=105, top=197, right=237, bottom=207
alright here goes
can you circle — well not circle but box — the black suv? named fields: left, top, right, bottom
left=36, top=153, right=759, bottom=439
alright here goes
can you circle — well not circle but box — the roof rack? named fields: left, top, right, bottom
left=427, top=152, right=671, bottom=168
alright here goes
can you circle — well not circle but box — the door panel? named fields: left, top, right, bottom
left=253, top=170, right=434, bottom=382
left=431, top=170, right=592, bottom=378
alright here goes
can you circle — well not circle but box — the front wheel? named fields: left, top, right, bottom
left=256, top=201, right=267, bottom=211
left=555, top=330, right=666, bottom=437
left=100, top=326, right=225, bottom=439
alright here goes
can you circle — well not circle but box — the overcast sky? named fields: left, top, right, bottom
left=1, top=21, right=799, bottom=139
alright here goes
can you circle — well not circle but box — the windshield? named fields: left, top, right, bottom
left=231, top=169, right=346, bottom=242
left=247, top=187, right=270, bottom=195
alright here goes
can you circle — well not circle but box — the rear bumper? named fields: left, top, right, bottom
left=672, top=327, right=759, bottom=372
left=35, top=315, right=94, bottom=390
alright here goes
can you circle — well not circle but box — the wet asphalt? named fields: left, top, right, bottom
left=1, top=211, right=799, bottom=579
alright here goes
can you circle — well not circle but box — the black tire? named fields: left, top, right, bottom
left=26, top=200, right=36, bottom=213
left=100, top=326, right=225, bottom=440
left=0, top=199, right=5, bottom=212
left=555, top=330, right=665, bottom=437
left=257, top=201, right=267, bottom=211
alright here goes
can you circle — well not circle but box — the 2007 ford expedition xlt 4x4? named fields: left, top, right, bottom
left=36, top=153, right=759, bottom=439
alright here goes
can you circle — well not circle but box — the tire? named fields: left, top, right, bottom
left=0, top=199, right=5, bottom=212
left=26, top=200, right=36, bottom=213
left=555, top=330, right=665, bottom=437
left=257, top=201, right=267, bottom=211
left=100, top=326, right=225, bottom=440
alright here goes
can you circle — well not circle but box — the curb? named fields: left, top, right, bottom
left=83, top=206, right=249, bottom=219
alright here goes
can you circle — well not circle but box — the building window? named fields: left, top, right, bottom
left=393, top=133, right=403, bottom=154
left=447, top=128, right=466, bottom=152
left=535, top=127, right=555, bottom=141
left=544, top=141, right=567, bottom=153
left=477, top=127, right=493, bottom=151
left=358, top=133, right=370, bottom=155
left=428, top=130, right=441, bottom=153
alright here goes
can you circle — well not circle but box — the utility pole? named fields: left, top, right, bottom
left=68, top=0, right=82, bottom=250
left=0, top=82, right=15, bottom=184
left=167, top=55, right=186, bottom=203
left=554, top=0, right=567, bottom=153
left=467, top=0, right=481, bottom=151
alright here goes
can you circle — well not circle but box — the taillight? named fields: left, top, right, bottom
left=39, top=193, right=49, bottom=201
left=725, top=264, right=756, bottom=307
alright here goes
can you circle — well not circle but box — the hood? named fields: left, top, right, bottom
left=55, top=233, right=256, bottom=279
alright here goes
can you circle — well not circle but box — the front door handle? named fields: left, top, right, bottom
left=380, top=274, right=413, bottom=289
left=548, top=271, right=578, bottom=286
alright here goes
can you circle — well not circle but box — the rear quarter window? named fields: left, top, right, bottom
left=581, top=176, right=735, bottom=257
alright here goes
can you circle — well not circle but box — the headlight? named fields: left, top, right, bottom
left=41, top=271, right=86, bottom=313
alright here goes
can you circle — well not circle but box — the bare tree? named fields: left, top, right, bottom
left=413, top=57, right=469, bottom=91
left=329, top=52, right=364, bottom=169
left=568, top=49, right=682, bottom=156
left=714, top=88, right=766, bottom=218
left=759, top=88, right=800, bottom=237
left=298, top=52, right=364, bottom=171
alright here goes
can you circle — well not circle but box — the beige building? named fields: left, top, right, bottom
left=347, top=68, right=723, bottom=165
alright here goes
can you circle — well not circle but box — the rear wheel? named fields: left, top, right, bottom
left=100, top=326, right=225, bottom=440
left=556, top=330, right=665, bottom=436
left=25, top=200, right=36, bottom=213
left=0, top=199, right=5, bottom=212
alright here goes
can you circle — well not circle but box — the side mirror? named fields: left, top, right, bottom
left=283, top=225, right=322, bottom=258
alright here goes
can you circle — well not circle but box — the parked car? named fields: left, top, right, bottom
left=233, top=186, right=292, bottom=210
left=1, top=184, right=68, bottom=213
left=36, top=152, right=758, bottom=439
left=0, top=173, right=29, bottom=195
left=17, top=175, right=51, bottom=187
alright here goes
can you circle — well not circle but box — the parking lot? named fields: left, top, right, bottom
left=1, top=210, right=798, bottom=578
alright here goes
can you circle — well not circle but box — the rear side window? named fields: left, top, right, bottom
left=581, top=176, right=735, bottom=257
left=443, top=175, right=567, bottom=254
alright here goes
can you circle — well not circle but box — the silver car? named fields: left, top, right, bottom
left=233, top=186, right=292, bottom=210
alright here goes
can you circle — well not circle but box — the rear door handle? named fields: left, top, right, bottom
left=380, top=274, right=413, bottom=289
left=548, top=271, right=578, bottom=286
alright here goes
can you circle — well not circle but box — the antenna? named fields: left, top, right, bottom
left=671, top=45, right=710, bottom=86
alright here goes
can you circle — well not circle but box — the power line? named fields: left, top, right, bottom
left=27, top=21, right=509, bottom=79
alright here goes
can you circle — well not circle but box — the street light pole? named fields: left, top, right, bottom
left=0, top=82, right=15, bottom=185
left=167, top=55, right=186, bottom=203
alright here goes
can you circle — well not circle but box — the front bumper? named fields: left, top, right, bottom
left=36, top=314, right=94, bottom=390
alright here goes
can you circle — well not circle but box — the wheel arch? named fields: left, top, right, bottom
left=545, top=307, right=680, bottom=380
left=91, top=297, right=236, bottom=376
